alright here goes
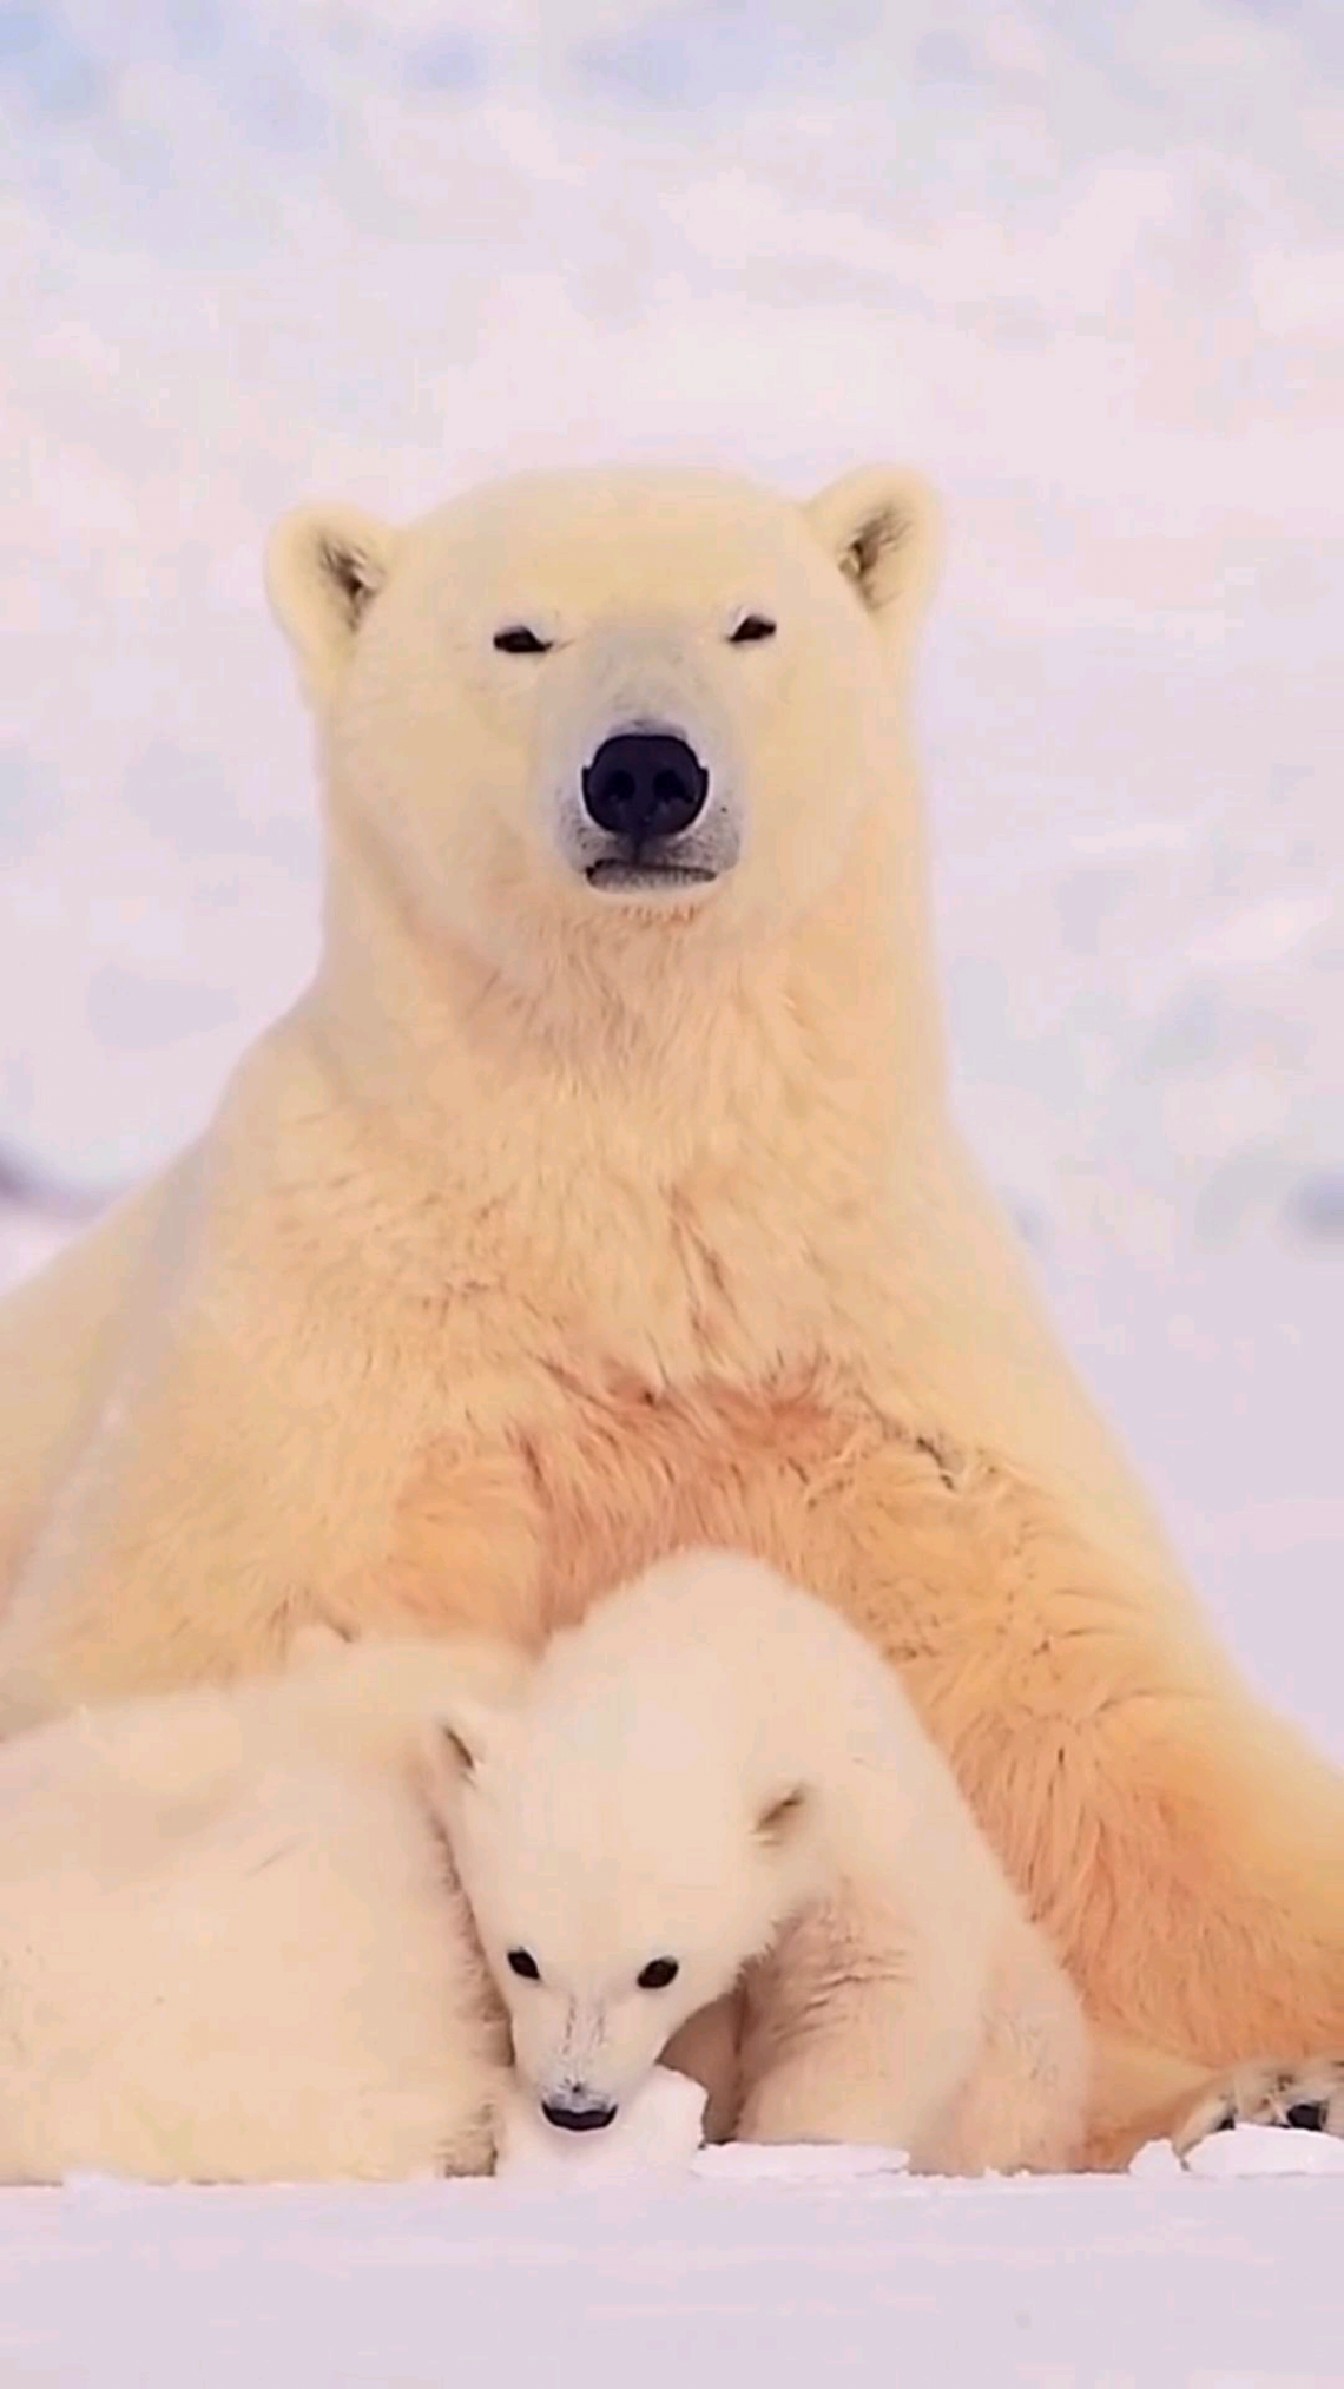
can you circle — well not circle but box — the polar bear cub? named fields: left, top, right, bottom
left=0, top=1549, right=1084, bottom=2184
left=429, top=1549, right=1089, bottom=2173
left=0, top=1635, right=522, bottom=2184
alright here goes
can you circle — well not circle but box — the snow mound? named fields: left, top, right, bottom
left=1133, top=2122, right=1344, bottom=2180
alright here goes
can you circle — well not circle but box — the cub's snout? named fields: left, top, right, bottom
left=540, top=2091, right=619, bottom=2134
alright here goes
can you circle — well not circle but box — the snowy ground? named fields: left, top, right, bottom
left=0, top=2166, right=1339, bottom=2388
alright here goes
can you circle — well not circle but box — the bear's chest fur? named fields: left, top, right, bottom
left=246, top=1023, right=918, bottom=1653
left=381, top=1358, right=878, bottom=1646
left=309, top=1154, right=906, bottom=1650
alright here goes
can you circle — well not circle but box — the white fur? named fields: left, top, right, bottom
left=3, top=462, right=1335, bottom=2163
left=0, top=1636, right=524, bottom=2184
left=429, top=1549, right=1090, bottom=2175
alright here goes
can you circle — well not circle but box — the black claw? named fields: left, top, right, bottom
left=1284, top=2100, right=1329, bottom=2133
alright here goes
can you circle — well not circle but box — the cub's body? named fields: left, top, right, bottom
left=435, top=1550, right=1089, bottom=2174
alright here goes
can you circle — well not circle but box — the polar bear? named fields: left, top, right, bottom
left=0, top=463, right=1338, bottom=2166
left=0, top=1633, right=520, bottom=2183
left=429, top=1548, right=1089, bottom=2174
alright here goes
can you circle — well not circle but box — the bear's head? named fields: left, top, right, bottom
left=266, top=466, right=937, bottom=999
left=423, top=1673, right=817, bottom=2138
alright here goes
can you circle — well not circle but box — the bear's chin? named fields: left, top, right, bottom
left=584, top=857, right=724, bottom=898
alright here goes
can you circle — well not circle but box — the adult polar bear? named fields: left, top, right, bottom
left=0, top=465, right=1337, bottom=2166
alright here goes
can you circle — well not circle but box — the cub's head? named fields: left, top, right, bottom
left=423, top=1689, right=814, bottom=2138
left=266, top=464, right=937, bottom=989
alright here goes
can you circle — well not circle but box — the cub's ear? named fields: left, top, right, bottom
left=264, top=503, right=399, bottom=703
left=804, top=467, right=939, bottom=632
left=754, top=1783, right=810, bottom=1847
left=419, top=1698, right=510, bottom=1804
left=439, top=1722, right=480, bottom=1780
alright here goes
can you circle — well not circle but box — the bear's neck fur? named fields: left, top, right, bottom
left=310, top=783, right=944, bottom=1197
left=288, top=762, right=1179, bottom=1594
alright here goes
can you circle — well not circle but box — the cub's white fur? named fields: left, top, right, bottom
left=430, top=1549, right=1090, bottom=2173
left=0, top=1634, right=522, bottom=2184
left=0, top=1554, right=1083, bottom=2184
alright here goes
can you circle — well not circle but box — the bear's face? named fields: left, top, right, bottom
left=268, top=466, right=935, bottom=994
left=426, top=1699, right=814, bottom=2137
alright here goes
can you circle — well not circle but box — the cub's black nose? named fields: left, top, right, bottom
left=581, top=732, right=709, bottom=845
left=541, top=2096, right=619, bottom=2134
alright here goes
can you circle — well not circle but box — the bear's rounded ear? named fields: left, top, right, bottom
left=754, top=1783, right=809, bottom=1847
left=419, top=1699, right=508, bottom=1805
left=440, top=1722, right=479, bottom=1780
left=264, top=503, right=399, bottom=704
left=804, top=467, right=940, bottom=633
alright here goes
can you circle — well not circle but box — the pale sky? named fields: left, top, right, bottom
left=4, top=0, right=1342, bottom=1253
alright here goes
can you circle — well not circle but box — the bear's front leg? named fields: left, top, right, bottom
left=661, top=1994, right=743, bottom=2144
left=734, top=1898, right=983, bottom=2158
left=0, top=1311, right=546, bottom=1727
left=916, top=1910, right=1090, bottom=2175
left=769, top=1427, right=1344, bottom=2150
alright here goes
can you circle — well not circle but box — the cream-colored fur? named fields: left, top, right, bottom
left=431, top=1547, right=1086, bottom=2172
left=0, top=463, right=1338, bottom=2166
left=0, top=1632, right=524, bottom=2183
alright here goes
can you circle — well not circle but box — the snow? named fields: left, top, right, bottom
left=694, top=2142, right=909, bottom=2183
left=1138, top=2125, right=1344, bottom=2180
left=3, top=1, right=1343, bottom=2375
left=0, top=1209, right=70, bottom=1292
left=1, top=2167, right=1340, bottom=2387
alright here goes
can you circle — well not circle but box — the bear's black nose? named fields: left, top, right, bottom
left=541, top=2095, right=619, bottom=2134
left=581, top=732, right=709, bottom=845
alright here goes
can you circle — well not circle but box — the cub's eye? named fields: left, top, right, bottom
left=637, top=1957, right=680, bottom=1991
left=493, top=625, right=553, bottom=656
left=507, top=1948, right=541, bottom=1981
left=728, top=613, right=777, bottom=645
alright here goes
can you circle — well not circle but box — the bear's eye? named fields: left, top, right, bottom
left=507, top=1947, right=542, bottom=1981
left=728, top=613, right=777, bottom=645
left=493, top=625, right=553, bottom=656
left=637, top=1957, right=680, bottom=1991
